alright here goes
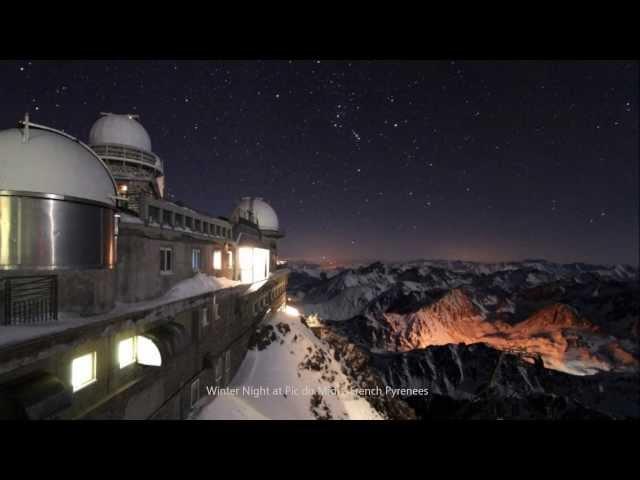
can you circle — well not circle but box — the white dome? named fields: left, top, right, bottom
left=89, top=113, right=152, bottom=152
left=0, top=127, right=117, bottom=206
left=232, top=197, right=279, bottom=231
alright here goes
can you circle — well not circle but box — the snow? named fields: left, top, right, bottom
left=164, top=273, right=241, bottom=301
left=118, top=212, right=144, bottom=224
left=0, top=273, right=242, bottom=350
left=194, top=310, right=383, bottom=420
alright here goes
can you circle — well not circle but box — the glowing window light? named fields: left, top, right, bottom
left=238, top=247, right=270, bottom=284
left=254, top=248, right=270, bottom=281
left=213, top=250, right=222, bottom=270
left=71, top=352, right=97, bottom=392
left=136, top=336, right=162, bottom=366
left=118, top=337, right=136, bottom=369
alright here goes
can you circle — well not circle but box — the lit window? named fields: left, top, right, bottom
left=227, top=251, right=233, bottom=269
left=201, top=307, right=209, bottom=327
left=118, top=336, right=162, bottom=369
left=213, top=250, right=222, bottom=270
left=192, top=248, right=201, bottom=271
left=118, top=337, right=136, bottom=369
left=238, top=247, right=270, bottom=283
left=136, top=336, right=162, bottom=366
left=71, top=352, right=97, bottom=392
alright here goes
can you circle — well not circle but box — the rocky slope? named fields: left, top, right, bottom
left=370, top=342, right=639, bottom=419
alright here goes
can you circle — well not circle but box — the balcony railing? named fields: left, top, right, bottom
left=1, top=276, right=58, bottom=325
left=91, top=144, right=159, bottom=168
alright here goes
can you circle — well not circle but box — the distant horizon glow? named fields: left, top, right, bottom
left=281, top=254, right=637, bottom=268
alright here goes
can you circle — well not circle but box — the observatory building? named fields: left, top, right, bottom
left=0, top=113, right=288, bottom=419
left=89, top=113, right=165, bottom=207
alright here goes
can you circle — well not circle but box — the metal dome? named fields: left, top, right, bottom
left=89, top=113, right=152, bottom=153
left=0, top=124, right=117, bottom=206
left=232, top=197, right=279, bottom=232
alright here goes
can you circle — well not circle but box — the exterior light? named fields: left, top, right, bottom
left=284, top=305, right=300, bottom=317
left=136, top=336, right=162, bottom=366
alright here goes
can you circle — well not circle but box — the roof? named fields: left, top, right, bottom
left=0, top=126, right=117, bottom=206
left=89, top=113, right=152, bottom=153
left=232, top=197, right=279, bottom=231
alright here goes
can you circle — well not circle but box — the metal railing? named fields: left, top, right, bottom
left=1, top=276, right=58, bottom=325
left=91, top=144, right=159, bottom=167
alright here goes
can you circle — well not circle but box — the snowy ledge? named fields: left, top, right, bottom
left=0, top=273, right=249, bottom=351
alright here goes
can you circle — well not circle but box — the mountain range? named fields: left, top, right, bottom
left=285, top=258, right=639, bottom=418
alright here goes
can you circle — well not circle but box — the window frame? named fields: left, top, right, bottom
left=192, top=248, right=201, bottom=272
left=71, top=351, right=97, bottom=393
left=118, top=337, right=137, bottom=369
left=160, top=247, right=173, bottom=274
left=213, top=250, right=222, bottom=271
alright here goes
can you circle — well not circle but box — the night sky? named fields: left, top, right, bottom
left=0, top=60, right=637, bottom=265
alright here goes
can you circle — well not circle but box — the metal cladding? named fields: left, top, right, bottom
left=0, top=193, right=116, bottom=270
left=0, top=119, right=117, bottom=270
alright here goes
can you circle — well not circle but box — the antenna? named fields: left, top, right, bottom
left=20, top=112, right=30, bottom=143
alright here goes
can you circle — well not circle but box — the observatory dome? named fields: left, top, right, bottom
left=232, top=197, right=279, bottom=232
left=0, top=127, right=117, bottom=206
left=89, top=113, right=152, bottom=152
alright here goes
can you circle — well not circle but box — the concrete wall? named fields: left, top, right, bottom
left=116, top=224, right=233, bottom=303
left=57, top=269, right=116, bottom=316
left=0, top=270, right=288, bottom=420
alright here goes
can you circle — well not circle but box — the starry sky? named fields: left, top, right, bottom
left=0, top=60, right=637, bottom=265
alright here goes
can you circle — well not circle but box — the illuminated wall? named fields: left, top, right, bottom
left=238, top=247, right=270, bottom=284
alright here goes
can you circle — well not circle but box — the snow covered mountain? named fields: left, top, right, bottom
left=197, top=259, right=637, bottom=420
left=371, top=342, right=640, bottom=419
left=193, top=309, right=391, bottom=420
left=288, top=259, right=638, bottom=376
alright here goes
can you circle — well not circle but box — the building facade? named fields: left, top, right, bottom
left=0, top=113, right=288, bottom=419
